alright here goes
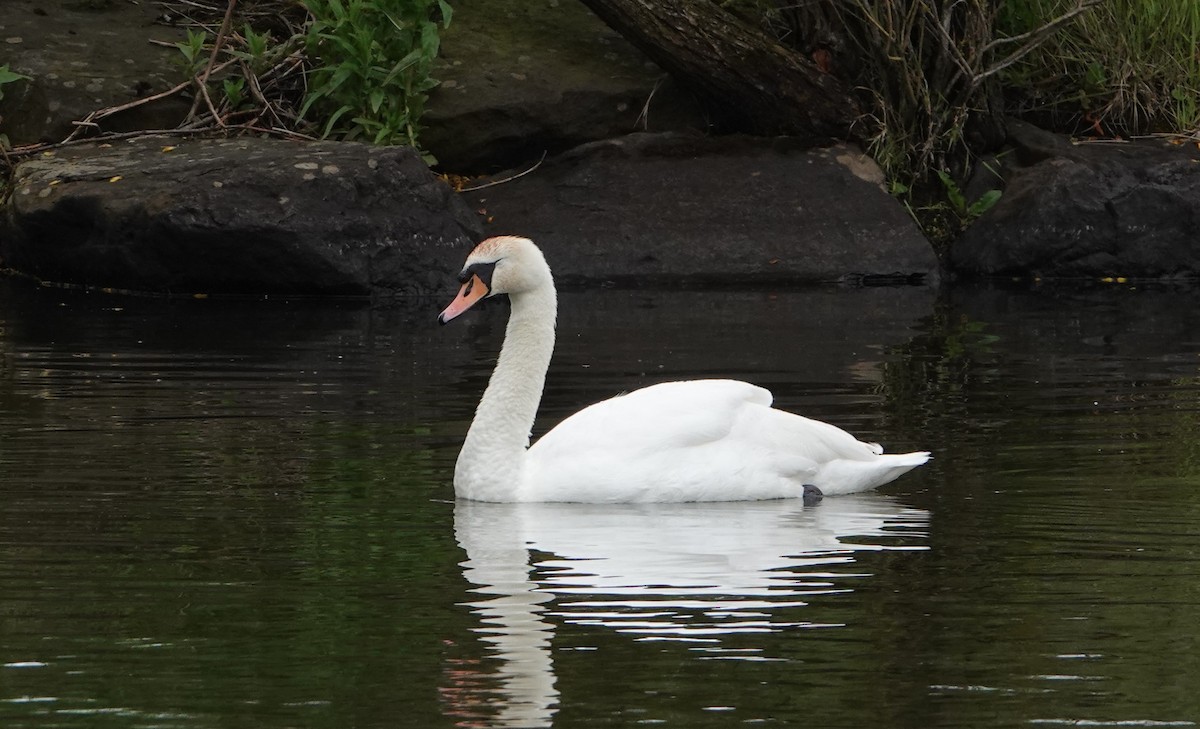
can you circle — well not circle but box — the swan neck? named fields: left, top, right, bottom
left=456, top=284, right=557, bottom=501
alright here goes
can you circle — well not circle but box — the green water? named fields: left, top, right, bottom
left=1, top=280, right=1198, bottom=728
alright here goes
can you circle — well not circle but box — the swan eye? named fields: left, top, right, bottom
left=459, top=260, right=499, bottom=290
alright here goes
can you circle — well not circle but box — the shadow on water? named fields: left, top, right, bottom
left=879, top=283, right=1200, bottom=729
left=885, top=283, right=1200, bottom=483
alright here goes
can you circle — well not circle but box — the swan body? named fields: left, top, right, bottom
left=439, top=236, right=930, bottom=503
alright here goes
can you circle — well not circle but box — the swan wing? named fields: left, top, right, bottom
left=531, top=379, right=769, bottom=454
left=524, top=380, right=858, bottom=501
left=524, top=379, right=928, bottom=502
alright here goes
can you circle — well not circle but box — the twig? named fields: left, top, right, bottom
left=8, top=126, right=209, bottom=161
left=973, top=0, right=1101, bottom=87
left=64, top=79, right=188, bottom=142
left=162, top=0, right=224, bottom=12
left=636, top=76, right=666, bottom=131
left=62, top=58, right=239, bottom=144
left=931, top=0, right=974, bottom=91
left=1072, top=136, right=1131, bottom=145
left=459, top=152, right=548, bottom=192
left=229, top=124, right=318, bottom=141
left=981, top=0, right=1100, bottom=52
left=194, top=0, right=238, bottom=126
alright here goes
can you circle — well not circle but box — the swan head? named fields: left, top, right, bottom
left=438, top=236, right=552, bottom=324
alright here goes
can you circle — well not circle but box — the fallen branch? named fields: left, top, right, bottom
left=459, top=152, right=548, bottom=192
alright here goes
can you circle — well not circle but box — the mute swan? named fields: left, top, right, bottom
left=438, top=236, right=930, bottom=502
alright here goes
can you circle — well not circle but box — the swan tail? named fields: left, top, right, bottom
left=814, top=451, right=931, bottom=496
left=891, top=450, right=933, bottom=467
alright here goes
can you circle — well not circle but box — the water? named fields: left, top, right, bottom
left=1, top=278, right=1198, bottom=728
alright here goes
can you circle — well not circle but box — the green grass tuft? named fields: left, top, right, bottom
left=1000, top=0, right=1200, bottom=136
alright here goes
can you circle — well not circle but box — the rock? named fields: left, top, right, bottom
left=463, top=132, right=939, bottom=284
left=0, top=136, right=481, bottom=295
left=0, top=0, right=190, bottom=145
left=2, top=4, right=935, bottom=291
left=424, top=0, right=706, bottom=173
left=0, top=0, right=704, bottom=174
left=951, top=121, right=1200, bottom=280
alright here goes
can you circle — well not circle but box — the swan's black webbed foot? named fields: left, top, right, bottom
left=801, top=484, right=824, bottom=506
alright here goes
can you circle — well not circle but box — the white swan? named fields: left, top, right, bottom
left=439, top=236, right=930, bottom=502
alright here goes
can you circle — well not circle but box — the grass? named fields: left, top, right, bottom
left=999, top=0, right=1200, bottom=136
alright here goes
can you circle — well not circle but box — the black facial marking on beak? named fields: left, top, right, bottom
left=459, top=260, right=499, bottom=289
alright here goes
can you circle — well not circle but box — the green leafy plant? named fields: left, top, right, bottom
left=222, top=77, right=247, bottom=109
left=0, top=64, right=32, bottom=150
left=174, top=29, right=211, bottom=77
left=0, top=64, right=28, bottom=101
left=936, top=170, right=1002, bottom=223
left=240, top=25, right=271, bottom=71
left=299, top=0, right=452, bottom=152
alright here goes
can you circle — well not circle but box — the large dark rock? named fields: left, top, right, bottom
left=425, top=0, right=706, bottom=173
left=0, top=0, right=701, bottom=174
left=0, top=0, right=190, bottom=145
left=463, top=132, right=939, bottom=284
left=951, top=121, right=1200, bottom=280
left=1, top=136, right=481, bottom=295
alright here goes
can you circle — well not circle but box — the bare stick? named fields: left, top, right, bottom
left=63, top=79, right=190, bottom=142
left=973, top=0, right=1101, bottom=88
left=459, top=152, right=548, bottom=192
left=636, top=76, right=666, bottom=131
left=195, top=0, right=239, bottom=126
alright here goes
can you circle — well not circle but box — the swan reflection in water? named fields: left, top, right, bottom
left=446, top=494, right=930, bottom=728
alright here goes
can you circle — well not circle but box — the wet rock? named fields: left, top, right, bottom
left=0, top=0, right=190, bottom=144
left=464, top=132, right=939, bottom=284
left=0, top=0, right=703, bottom=174
left=0, top=136, right=481, bottom=295
left=951, top=120, right=1200, bottom=280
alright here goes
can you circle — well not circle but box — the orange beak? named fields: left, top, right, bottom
left=438, top=274, right=490, bottom=324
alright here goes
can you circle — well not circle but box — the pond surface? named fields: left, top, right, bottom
left=1, top=278, right=1198, bottom=728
